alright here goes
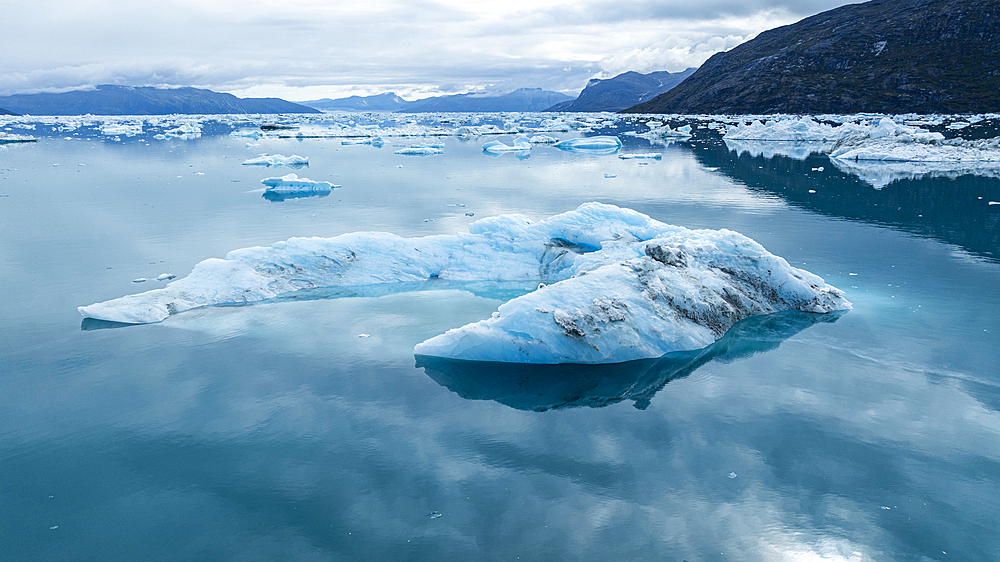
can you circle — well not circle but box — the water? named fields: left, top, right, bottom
left=2, top=115, right=998, bottom=561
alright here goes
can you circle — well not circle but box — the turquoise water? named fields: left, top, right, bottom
left=1, top=116, right=998, bottom=561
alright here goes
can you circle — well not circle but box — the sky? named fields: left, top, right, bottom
left=1, top=0, right=858, bottom=101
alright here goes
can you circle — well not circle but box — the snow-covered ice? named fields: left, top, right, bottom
left=78, top=203, right=849, bottom=364
left=242, top=154, right=309, bottom=167
left=260, top=173, right=338, bottom=193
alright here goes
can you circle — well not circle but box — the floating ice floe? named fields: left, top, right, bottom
left=242, top=154, right=309, bottom=167
left=828, top=118, right=1000, bottom=187
left=553, top=136, right=622, bottom=155
left=260, top=173, right=338, bottom=193
left=482, top=137, right=531, bottom=154
left=0, top=132, right=37, bottom=144
left=78, top=203, right=849, bottom=364
left=395, top=143, right=444, bottom=156
left=619, top=153, right=661, bottom=160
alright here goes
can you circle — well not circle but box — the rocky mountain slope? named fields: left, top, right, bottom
left=0, top=85, right=320, bottom=115
left=626, top=0, right=1000, bottom=114
left=546, top=69, right=695, bottom=112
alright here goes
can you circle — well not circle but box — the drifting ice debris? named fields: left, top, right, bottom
left=482, top=137, right=531, bottom=154
left=604, top=174, right=617, bottom=178
left=156, top=273, right=176, bottom=281
left=0, top=132, right=39, bottom=144
left=395, top=143, right=443, bottom=156
left=619, top=153, right=661, bottom=160
left=553, top=136, right=622, bottom=155
left=342, top=137, right=384, bottom=146
left=260, top=173, right=338, bottom=193
left=529, top=135, right=559, bottom=144
left=78, top=203, right=850, bottom=364
left=242, top=154, right=309, bottom=167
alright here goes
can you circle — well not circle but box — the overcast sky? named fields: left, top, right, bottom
left=1, top=0, right=857, bottom=101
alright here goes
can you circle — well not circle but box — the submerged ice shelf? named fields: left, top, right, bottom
left=79, top=203, right=850, bottom=364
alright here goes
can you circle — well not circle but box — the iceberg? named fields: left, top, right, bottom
left=260, top=173, right=338, bottom=193
left=482, top=136, right=531, bottom=154
left=553, top=136, right=622, bottom=155
left=242, top=154, right=309, bottom=167
left=78, top=203, right=849, bottom=364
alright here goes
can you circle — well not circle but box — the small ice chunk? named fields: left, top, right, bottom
left=812, top=166, right=825, bottom=172
left=604, top=174, right=617, bottom=178
left=428, top=511, right=442, bottom=519
left=156, top=273, right=176, bottom=281
left=358, top=333, right=371, bottom=338
left=728, top=472, right=737, bottom=479
left=243, top=154, right=309, bottom=167
left=260, top=173, right=338, bottom=193
left=619, top=153, right=661, bottom=160
left=133, top=278, right=147, bottom=283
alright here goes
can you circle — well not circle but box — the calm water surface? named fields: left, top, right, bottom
left=1, top=115, right=998, bottom=561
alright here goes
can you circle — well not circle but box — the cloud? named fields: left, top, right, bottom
left=0, top=0, right=859, bottom=98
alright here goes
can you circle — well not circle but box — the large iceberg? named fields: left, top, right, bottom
left=78, top=203, right=849, bottom=363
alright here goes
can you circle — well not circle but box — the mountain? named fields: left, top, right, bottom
left=301, top=92, right=410, bottom=112
left=403, top=88, right=573, bottom=113
left=0, top=85, right=321, bottom=115
left=626, top=0, right=1000, bottom=115
left=545, top=69, right=696, bottom=112
left=0, top=107, right=17, bottom=115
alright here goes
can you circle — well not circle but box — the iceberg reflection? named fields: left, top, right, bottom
left=417, top=310, right=842, bottom=411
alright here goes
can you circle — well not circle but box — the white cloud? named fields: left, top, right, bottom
left=0, top=0, right=857, bottom=99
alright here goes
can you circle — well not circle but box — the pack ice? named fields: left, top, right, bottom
left=78, top=203, right=850, bottom=363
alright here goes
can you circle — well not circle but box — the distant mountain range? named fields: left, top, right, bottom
left=0, top=107, right=16, bottom=115
left=303, top=92, right=411, bottom=112
left=0, top=85, right=321, bottom=116
left=545, top=69, right=695, bottom=112
left=627, top=0, right=1000, bottom=114
left=302, top=88, right=572, bottom=113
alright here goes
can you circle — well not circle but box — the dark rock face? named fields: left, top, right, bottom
left=0, top=85, right=321, bottom=115
left=546, top=69, right=695, bottom=112
left=626, top=0, right=1000, bottom=115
